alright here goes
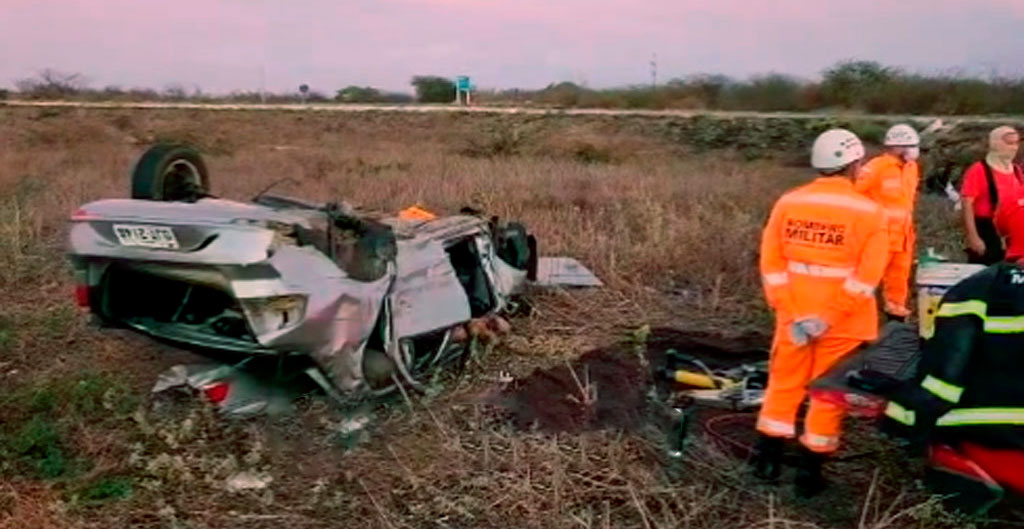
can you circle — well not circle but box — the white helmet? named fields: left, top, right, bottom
left=884, top=124, right=920, bottom=146
left=811, top=129, right=865, bottom=172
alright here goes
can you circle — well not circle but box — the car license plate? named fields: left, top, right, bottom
left=112, top=224, right=179, bottom=249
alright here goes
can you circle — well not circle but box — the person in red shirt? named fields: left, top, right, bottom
left=960, top=126, right=1022, bottom=264
left=995, top=184, right=1024, bottom=262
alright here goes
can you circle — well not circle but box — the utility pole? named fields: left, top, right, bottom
left=260, top=64, right=267, bottom=104
left=650, top=52, right=658, bottom=89
left=260, top=0, right=268, bottom=104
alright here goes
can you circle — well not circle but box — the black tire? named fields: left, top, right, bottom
left=131, top=143, right=211, bottom=201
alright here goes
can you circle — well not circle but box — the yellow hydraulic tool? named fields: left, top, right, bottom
left=670, top=369, right=737, bottom=389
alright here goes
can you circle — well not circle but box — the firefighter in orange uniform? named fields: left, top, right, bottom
left=752, top=129, right=889, bottom=497
left=855, top=124, right=921, bottom=321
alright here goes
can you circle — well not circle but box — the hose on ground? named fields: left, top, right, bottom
left=700, top=411, right=904, bottom=463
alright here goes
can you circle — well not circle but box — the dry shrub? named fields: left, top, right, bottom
left=536, top=126, right=665, bottom=164
left=276, top=386, right=966, bottom=529
left=0, top=105, right=964, bottom=321
left=18, top=119, right=111, bottom=150
left=0, top=107, right=972, bottom=529
left=0, top=483, right=74, bottom=529
left=150, top=126, right=238, bottom=156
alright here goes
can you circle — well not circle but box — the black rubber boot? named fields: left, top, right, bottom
left=794, top=447, right=829, bottom=498
left=750, top=434, right=784, bottom=482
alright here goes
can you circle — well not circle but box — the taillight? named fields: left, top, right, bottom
left=74, top=284, right=91, bottom=308
left=70, top=208, right=100, bottom=221
left=202, top=382, right=231, bottom=404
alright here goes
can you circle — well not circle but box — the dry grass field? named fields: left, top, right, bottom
left=0, top=107, right=986, bottom=528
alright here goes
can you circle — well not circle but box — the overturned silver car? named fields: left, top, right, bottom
left=67, top=144, right=600, bottom=399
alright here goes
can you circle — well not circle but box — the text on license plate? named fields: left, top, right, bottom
left=112, top=224, right=179, bottom=249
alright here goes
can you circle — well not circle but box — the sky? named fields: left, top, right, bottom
left=2, top=0, right=1023, bottom=95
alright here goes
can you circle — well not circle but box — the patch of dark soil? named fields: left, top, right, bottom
left=492, top=328, right=770, bottom=435
left=645, top=327, right=770, bottom=372
left=699, top=410, right=760, bottom=459
left=493, top=347, right=647, bottom=433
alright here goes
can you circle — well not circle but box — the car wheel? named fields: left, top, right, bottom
left=131, top=143, right=211, bottom=201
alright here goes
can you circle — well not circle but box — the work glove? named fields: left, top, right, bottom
left=796, top=317, right=829, bottom=340
left=789, top=321, right=810, bottom=346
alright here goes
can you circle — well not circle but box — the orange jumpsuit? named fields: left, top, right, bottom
left=759, top=176, right=889, bottom=453
left=855, top=154, right=919, bottom=317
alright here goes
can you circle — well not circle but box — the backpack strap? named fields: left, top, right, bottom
left=983, top=160, right=1000, bottom=209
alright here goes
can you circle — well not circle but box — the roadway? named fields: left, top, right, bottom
left=4, top=99, right=1018, bottom=124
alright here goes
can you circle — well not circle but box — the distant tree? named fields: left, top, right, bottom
left=336, top=85, right=384, bottom=103
left=820, top=60, right=897, bottom=108
left=538, top=82, right=586, bottom=107
left=380, top=92, right=415, bottom=104
left=305, top=91, right=329, bottom=103
left=15, top=69, right=87, bottom=99
left=163, top=84, right=187, bottom=100
left=127, top=88, right=159, bottom=102
left=684, top=74, right=733, bottom=108
left=544, top=81, right=583, bottom=91
left=722, top=74, right=803, bottom=111
left=299, top=84, right=310, bottom=103
left=411, top=76, right=455, bottom=103
left=101, top=85, right=125, bottom=100
left=0, top=89, right=8, bottom=101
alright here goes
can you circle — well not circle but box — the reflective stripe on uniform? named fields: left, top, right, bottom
left=936, top=300, right=987, bottom=319
left=756, top=417, right=796, bottom=437
left=842, top=277, right=876, bottom=296
left=782, top=192, right=880, bottom=214
left=763, top=272, right=789, bottom=286
left=885, top=207, right=910, bottom=219
left=801, top=432, right=839, bottom=452
left=937, top=408, right=1024, bottom=427
left=935, top=300, right=1024, bottom=334
left=884, top=401, right=916, bottom=426
left=921, top=375, right=964, bottom=404
left=984, top=316, right=1024, bottom=334
left=787, top=261, right=853, bottom=278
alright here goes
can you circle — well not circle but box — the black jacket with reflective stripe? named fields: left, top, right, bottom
left=887, top=262, right=1024, bottom=450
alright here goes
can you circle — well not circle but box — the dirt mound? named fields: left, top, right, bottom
left=494, top=348, right=647, bottom=433
left=491, top=328, right=771, bottom=434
